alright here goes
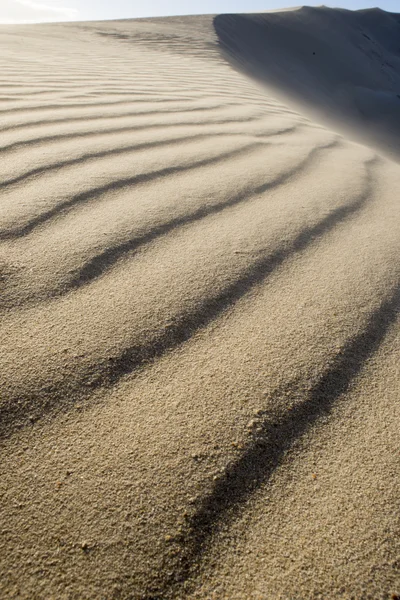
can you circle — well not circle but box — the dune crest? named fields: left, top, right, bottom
left=0, top=8, right=399, bottom=600
left=215, top=6, right=400, bottom=160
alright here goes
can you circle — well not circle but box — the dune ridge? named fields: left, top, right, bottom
left=216, top=7, right=400, bottom=161
left=0, top=8, right=399, bottom=600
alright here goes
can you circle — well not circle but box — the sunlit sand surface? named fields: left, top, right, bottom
left=0, top=8, right=399, bottom=599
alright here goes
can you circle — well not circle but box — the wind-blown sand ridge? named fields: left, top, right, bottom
left=0, top=7, right=399, bottom=599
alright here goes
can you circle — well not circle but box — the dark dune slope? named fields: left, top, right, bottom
left=215, top=7, right=400, bottom=159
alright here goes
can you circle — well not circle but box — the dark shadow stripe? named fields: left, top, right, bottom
left=0, top=155, right=377, bottom=441
left=0, top=97, right=197, bottom=117
left=90, top=155, right=376, bottom=391
left=0, top=141, right=265, bottom=240
left=155, top=278, right=400, bottom=600
left=0, top=125, right=297, bottom=190
left=0, top=113, right=262, bottom=155
left=0, top=102, right=240, bottom=135
left=63, top=137, right=333, bottom=293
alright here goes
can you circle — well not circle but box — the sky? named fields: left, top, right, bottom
left=0, top=0, right=398, bottom=24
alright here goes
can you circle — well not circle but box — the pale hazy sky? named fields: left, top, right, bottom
left=0, top=0, right=398, bottom=24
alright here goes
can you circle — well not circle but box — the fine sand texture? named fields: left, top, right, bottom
left=0, top=7, right=399, bottom=599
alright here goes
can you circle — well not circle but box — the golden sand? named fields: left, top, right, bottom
left=0, top=8, right=399, bottom=599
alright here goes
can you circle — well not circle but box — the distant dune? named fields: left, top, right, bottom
left=215, top=7, right=400, bottom=160
left=0, top=8, right=399, bottom=600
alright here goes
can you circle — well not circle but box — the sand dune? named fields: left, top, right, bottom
left=0, top=8, right=399, bottom=599
left=215, top=7, right=400, bottom=160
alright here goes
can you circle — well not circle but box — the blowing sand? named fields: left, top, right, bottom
left=0, top=7, right=399, bottom=599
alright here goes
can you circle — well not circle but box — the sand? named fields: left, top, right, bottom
left=0, top=7, right=399, bottom=599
